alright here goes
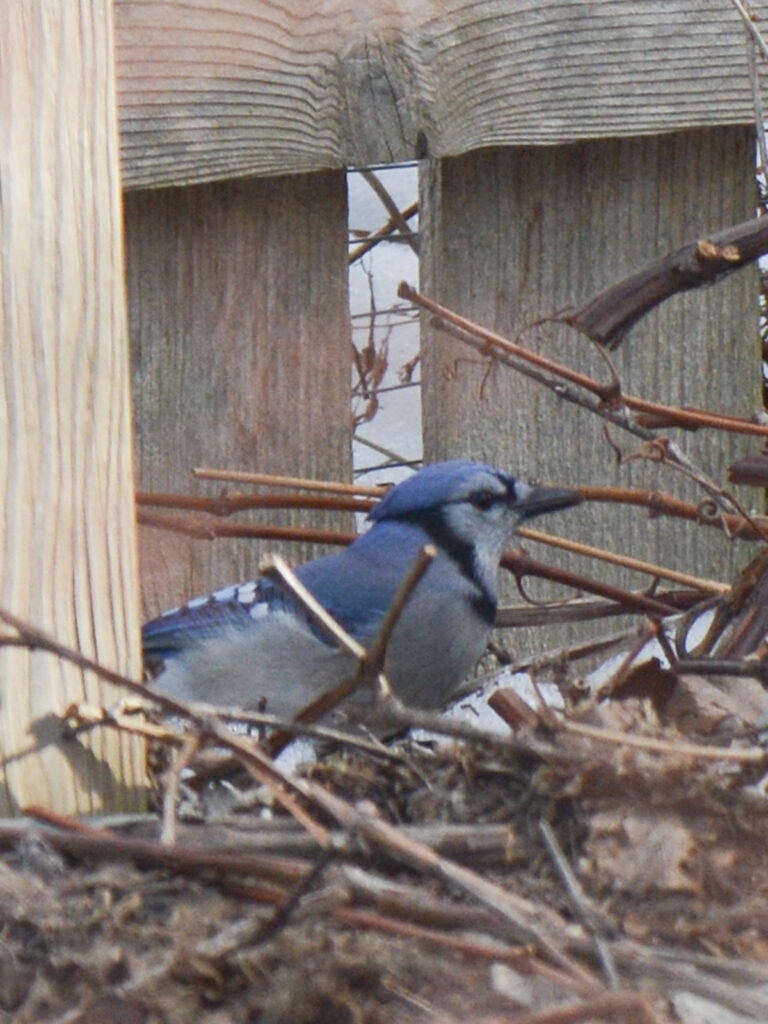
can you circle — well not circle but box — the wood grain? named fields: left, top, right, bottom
left=0, top=1, right=144, bottom=814
left=420, top=127, right=760, bottom=655
left=114, top=0, right=759, bottom=189
left=125, top=172, right=353, bottom=618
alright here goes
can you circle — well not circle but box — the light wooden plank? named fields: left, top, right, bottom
left=115, top=0, right=760, bottom=188
left=420, top=127, right=760, bottom=653
left=0, top=1, right=144, bottom=814
left=125, top=172, right=353, bottom=618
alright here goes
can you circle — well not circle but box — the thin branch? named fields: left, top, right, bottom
left=138, top=508, right=358, bottom=547
left=502, top=550, right=680, bottom=617
left=731, top=0, right=768, bottom=62
left=362, top=544, right=437, bottom=678
left=675, top=657, right=768, bottom=682
left=566, top=214, right=768, bottom=348
left=579, top=484, right=768, bottom=540
left=539, top=820, right=619, bottom=990
left=428, top=312, right=659, bottom=444
left=192, top=467, right=386, bottom=498
left=360, top=170, right=419, bottom=254
left=260, top=553, right=367, bottom=661
left=349, top=200, right=419, bottom=264
left=0, top=606, right=183, bottom=715
left=136, top=490, right=373, bottom=516
left=560, top=718, right=766, bottom=763
left=517, top=526, right=729, bottom=595
left=401, top=281, right=768, bottom=441
left=305, top=781, right=600, bottom=989
left=160, top=733, right=201, bottom=846
left=263, top=547, right=439, bottom=756
left=400, top=281, right=614, bottom=400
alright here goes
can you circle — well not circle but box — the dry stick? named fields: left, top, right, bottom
left=400, top=281, right=768, bottom=440
left=304, top=782, right=601, bottom=991
left=199, top=714, right=334, bottom=848
left=0, top=819, right=310, bottom=885
left=333, top=904, right=583, bottom=984
left=260, top=548, right=437, bottom=756
left=160, top=732, right=201, bottom=847
left=261, top=553, right=367, bottom=663
left=674, top=657, right=768, bottom=683
left=566, top=214, right=768, bottom=349
left=731, top=0, right=768, bottom=62
left=517, top=525, right=729, bottom=595
left=139, top=487, right=768, bottom=546
left=139, top=506, right=698, bottom=620
left=24, top=804, right=117, bottom=838
left=580, top=484, right=768, bottom=541
left=610, top=941, right=768, bottom=1019
left=363, top=544, right=437, bottom=680
left=495, top=595, right=697, bottom=629
left=0, top=606, right=185, bottom=716
left=353, top=432, right=421, bottom=469
left=138, top=507, right=358, bottom=546
left=192, top=466, right=387, bottom=498
left=502, top=550, right=679, bottom=617
left=137, top=490, right=374, bottom=515
left=509, top=992, right=662, bottom=1024
left=406, top=281, right=768, bottom=532
left=349, top=200, right=419, bottom=264
left=360, top=170, right=420, bottom=255
left=647, top=443, right=768, bottom=547
left=427, top=312, right=657, bottom=445
left=560, top=718, right=766, bottom=764
left=539, top=820, right=619, bottom=990
left=400, top=282, right=614, bottom=400
left=0, top=606, right=333, bottom=844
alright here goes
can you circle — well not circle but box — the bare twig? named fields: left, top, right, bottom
left=400, top=280, right=768, bottom=439
left=192, top=467, right=386, bottom=498
left=560, top=717, right=766, bottom=763
left=360, top=170, right=419, bottom=255
left=517, top=525, right=729, bottom=595
left=539, top=820, right=619, bottom=989
left=502, top=549, right=679, bottom=617
left=160, top=732, right=201, bottom=846
left=0, top=820, right=310, bottom=885
left=305, top=782, right=600, bottom=989
left=731, top=0, right=768, bottom=62
left=261, top=547, right=439, bottom=760
left=566, top=215, right=768, bottom=348
left=362, top=544, right=437, bottom=679
left=0, top=606, right=184, bottom=715
left=138, top=507, right=358, bottom=546
left=137, top=490, right=373, bottom=515
left=675, top=657, right=768, bottom=682
left=260, top=553, right=367, bottom=662
left=349, top=200, right=419, bottom=264
left=507, top=991, right=662, bottom=1024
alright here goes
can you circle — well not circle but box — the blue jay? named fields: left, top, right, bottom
left=143, top=460, right=581, bottom=718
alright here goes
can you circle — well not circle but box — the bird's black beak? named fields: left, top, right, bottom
left=514, top=485, right=583, bottom=520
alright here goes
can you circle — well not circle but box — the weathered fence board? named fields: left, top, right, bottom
left=125, top=172, right=352, bottom=617
left=114, top=1, right=759, bottom=188
left=420, top=127, right=760, bottom=651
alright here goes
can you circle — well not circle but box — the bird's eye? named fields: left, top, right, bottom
left=470, top=489, right=498, bottom=510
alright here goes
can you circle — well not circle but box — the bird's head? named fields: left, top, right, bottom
left=369, top=460, right=582, bottom=595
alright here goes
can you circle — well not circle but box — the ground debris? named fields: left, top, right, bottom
left=4, top=583, right=768, bottom=1021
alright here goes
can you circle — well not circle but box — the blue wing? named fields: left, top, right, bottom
left=142, top=578, right=292, bottom=659
left=142, top=521, right=433, bottom=662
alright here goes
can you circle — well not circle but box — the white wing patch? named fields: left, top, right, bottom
left=159, top=579, right=260, bottom=619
